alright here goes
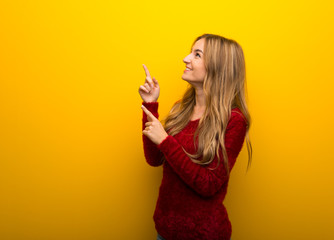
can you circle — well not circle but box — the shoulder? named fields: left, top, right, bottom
left=229, top=108, right=248, bottom=127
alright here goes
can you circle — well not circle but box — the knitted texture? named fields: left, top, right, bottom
left=142, top=102, right=247, bottom=240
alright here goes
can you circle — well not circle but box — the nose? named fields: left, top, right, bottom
left=183, top=53, right=191, bottom=64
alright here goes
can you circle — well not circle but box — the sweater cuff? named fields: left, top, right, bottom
left=157, top=135, right=175, bottom=152
left=142, top=101, right=158, bottom=112
left=142, top=101, right=159, bottom=120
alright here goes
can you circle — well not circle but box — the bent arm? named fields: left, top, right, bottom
left=142, top=102, right=164, bottom=167
left=157, top=112, right=247, bottom=197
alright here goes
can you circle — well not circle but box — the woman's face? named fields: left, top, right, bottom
left=182, top=38, right=206, bottom=84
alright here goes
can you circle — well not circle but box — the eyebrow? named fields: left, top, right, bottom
left=191, top=48, right=204, bottom=54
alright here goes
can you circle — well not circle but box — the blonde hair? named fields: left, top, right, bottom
left=162, top=34, right=252, bottom=175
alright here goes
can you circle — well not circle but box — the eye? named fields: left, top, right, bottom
left=195, top=53, right=201, bottom=58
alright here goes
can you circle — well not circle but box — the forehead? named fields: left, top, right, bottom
left=192, top=38, right=205, bottom=51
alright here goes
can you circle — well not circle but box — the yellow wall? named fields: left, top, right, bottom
left=1, top=0, right=333, bottom=239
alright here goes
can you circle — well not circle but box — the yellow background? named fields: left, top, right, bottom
left=1, top=0, right=333, bottom=239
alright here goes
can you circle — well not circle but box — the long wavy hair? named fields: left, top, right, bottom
left=162, top=34, right=252, bottom=175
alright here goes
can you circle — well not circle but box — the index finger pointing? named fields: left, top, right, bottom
left=141, top=105, right=156, bottom=120
left=142, top=64, right=152, bottom=79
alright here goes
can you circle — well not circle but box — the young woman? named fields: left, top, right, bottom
left=139, top=33, right=252, bottom=240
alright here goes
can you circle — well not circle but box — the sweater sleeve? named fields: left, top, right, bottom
left=142, top=101, right=164, bottom=167
left=157, top=111, right=247, bottom=197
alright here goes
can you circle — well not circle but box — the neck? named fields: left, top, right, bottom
left=193, top=84, right=206, bottom=109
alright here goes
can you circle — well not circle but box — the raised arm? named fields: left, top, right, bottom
left=139, top=64, right=164, bottom=167
left=156, top=111, right=247, bottom=197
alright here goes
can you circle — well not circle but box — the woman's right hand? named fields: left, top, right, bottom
left=139, top=64, right=160, bottom=103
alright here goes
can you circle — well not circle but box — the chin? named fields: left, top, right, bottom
left=181, top=74, right=190, bottom=81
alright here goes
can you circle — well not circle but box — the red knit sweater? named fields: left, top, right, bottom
left=142, top=102, right=247, bottom=240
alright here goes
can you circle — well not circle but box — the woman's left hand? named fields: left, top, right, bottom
left=141, top=105, right=168, bottom=145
